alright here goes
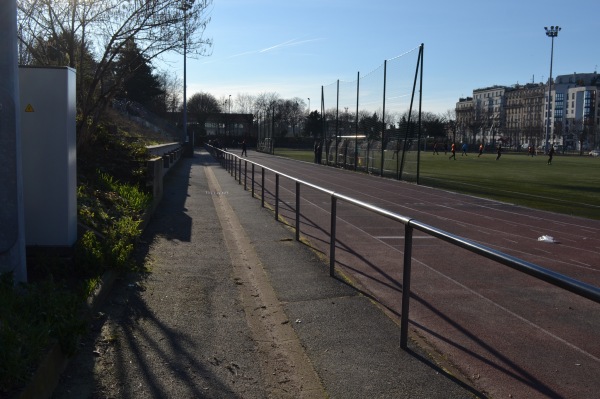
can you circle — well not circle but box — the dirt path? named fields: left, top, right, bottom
left=205, top=166, right=325, bottom=398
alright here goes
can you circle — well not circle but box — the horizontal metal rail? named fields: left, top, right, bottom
left=206, top=145, right=600, bottom=349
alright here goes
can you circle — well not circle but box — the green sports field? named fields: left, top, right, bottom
left=273, top=148, right=600, bottom=220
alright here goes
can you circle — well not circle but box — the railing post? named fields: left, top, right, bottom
left=234, top=157, right=237, bottom=180
left=244, top=161, right=247, bottom=190
left=400, top=223, right=413, bottom=349
left=275, top=174, right=279, bottom=220
left=238, top=158, right=242, bottom=184
left=261, top=167, right=265, bottom=208
left=251, top=164, right=255, bottom=198
left=330, top=195, right=337, bottom=277
left=295, top=182, right=300, bottom=241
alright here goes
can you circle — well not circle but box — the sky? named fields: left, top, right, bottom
left=164, top=0, right=599, bottom=115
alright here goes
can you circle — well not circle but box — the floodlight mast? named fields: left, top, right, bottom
left=181, top=0, right=194, bottom=146
left=544, top=25, right=561, bottom=154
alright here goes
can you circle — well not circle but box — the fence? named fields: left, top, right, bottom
left=322, top=44, right=424, bottom=181
left=206, top=144, right=600, bottom=349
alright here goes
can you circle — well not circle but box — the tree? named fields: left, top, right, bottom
left=18, top=0, right=213, bottom=147
left=187, top=92, right=221, bottom=115
left=114, top=39, right=164, bottom=113
left=304, top=110, right=322, bottom=138
left=155, top=70, right=182, bottom=117
left=358, top=112, right=381, bottom=141
left=421, top=112, right=446, bottom=140
left=234, top=93, right=255, bottom=114
left=288, top=98, right=306, bottom=137
left=186, top=92, right=220, bottom=136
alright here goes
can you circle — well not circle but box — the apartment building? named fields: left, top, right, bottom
left=549, top=72, right=599, bottom=151
left=455, top=71, right=600, bottom=151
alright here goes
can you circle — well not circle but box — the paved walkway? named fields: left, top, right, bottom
left=52, top=150, right=481, bottom=398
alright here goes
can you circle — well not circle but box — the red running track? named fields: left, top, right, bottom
left=230, top=150, right=600, bottom=399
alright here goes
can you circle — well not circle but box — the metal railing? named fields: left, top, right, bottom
left=206, top=145, right=600, bottom=349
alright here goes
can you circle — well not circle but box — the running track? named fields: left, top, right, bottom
left=221, top=149, right=600, bottom=399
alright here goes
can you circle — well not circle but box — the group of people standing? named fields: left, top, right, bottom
left=437, top=141, right=555, bottom=164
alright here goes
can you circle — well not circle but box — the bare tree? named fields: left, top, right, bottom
left=156, top=70, right=181, bottom=115
left=234, top=93, right=255, bottom=114
left=18, top=0, right=213, bottom=146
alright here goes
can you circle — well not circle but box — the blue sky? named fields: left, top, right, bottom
left=169, top=0, right=598, bottom=115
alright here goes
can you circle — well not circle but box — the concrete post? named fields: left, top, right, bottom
left=0, top=0, right=27, bottom=283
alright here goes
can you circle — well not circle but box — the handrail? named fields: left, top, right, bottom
left=205, top=145, right=600, bottom=349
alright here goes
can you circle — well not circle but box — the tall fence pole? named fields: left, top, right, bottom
left=416, top=44, right=424, bottom=185
left=380, top=60, right=387, bottom=177
left=321, top=86, right=326, bottom=165
left=335, top=80, right=339, bottom=166
left=354, top=71, right=360, bottom=171
left=399, top=44, right=423, bottom=181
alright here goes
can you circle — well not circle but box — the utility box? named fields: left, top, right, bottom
left=19, top=66, right=77, bottom=247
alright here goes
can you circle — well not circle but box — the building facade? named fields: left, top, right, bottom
left=456, top=71, right=600, bottom=152
left=548, top=72, right=600, bottom=151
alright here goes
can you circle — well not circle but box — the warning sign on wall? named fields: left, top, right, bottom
left=25, top=104, right=34, bottom=112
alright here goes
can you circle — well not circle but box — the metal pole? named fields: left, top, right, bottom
left=261, top=168, right=265, bottom=207
left=244, top=161, right=247, bottom=190
left=400, top=224, right=413, bottom=349
left=355, top=71, right=360, bottom=171
left=251, top=163, right=255, bottom=197
left=295, top=182, right=300, bottom=241
left=381, top=60, right=387, bottom=177
left=416, top=44, right=424, bottom=185
left=182, top=2, right=192, bottom=145
left=329, top=196, right=337, bottom=277
left=275, top=174, right=279, bottom=220
left=335, top=80, right=339, bottom=166
left=544, top=26, right=560, bottom=154
left=399, top=45, right=423, bottom=181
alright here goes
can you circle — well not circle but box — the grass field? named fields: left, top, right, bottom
left=273, top=148, right=600, bottom=220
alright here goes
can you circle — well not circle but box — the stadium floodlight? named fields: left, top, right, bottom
left=543, top=25, right=560, bottom=154
left=181, top=0, right=194, bottom=146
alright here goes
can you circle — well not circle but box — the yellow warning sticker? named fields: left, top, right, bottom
left=25, top=104, right=34, bottom=112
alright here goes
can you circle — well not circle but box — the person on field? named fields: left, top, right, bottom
left=461, top=143, right=468, bottom=156
left=496, top=144, right=502, bottom=160
left=448, top=143, right=456, bottom=160
left=433, top=141, right=439, bottom=155
left=547, top=145, right=555, bottom=165
left=478, top=143, right=484, bottom=157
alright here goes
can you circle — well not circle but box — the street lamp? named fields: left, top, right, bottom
left=544, top=25, right=560, bottom=154
left=181, top=0, right=194, bottom=147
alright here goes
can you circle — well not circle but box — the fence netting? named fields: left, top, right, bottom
left=321, top=45, right=423, bottom=182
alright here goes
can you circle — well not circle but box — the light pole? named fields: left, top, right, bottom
left=544, top=25, right=560, bottom=154
left=181, top=0, right=194, bottom=148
